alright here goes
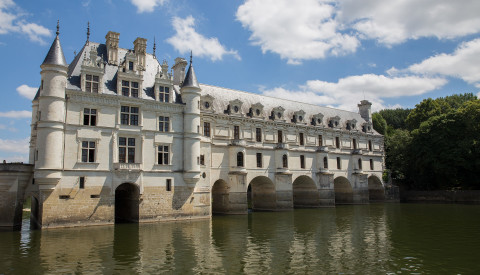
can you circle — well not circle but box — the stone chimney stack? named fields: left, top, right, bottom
left=161, top=60, right=169, bottom=79
left=172, top=57, right=187, bottom=85
left=358, top=100, right=372, bottom=122
left=105, top=31, right=119, bottom=65
left=134, top=37, right=147, bottom=70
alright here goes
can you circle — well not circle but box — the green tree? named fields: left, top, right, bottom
left=378, top=108, right=411, bottom=130
left=372, top=113, right=387, bottom=135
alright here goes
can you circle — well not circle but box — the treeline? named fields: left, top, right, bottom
left=373, top=93, right=480, bottom=190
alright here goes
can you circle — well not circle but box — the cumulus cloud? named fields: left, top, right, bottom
left=167, top=16, right=240, bottom=62
left=0, top=0, right=51, bottom=44
left=0, top=110, right=31, bottom=118
left=236, top=0, right=480, bottom=62
left=406, top=38, right=480, bottom=88
left=0, top=137, right=29, bottom=154
left=16, top=84, right=37, bottom=100
left=130, top=0, right=167, bottom=13
left=262, top=74, right=447, bottom=111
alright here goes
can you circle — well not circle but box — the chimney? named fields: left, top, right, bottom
left=105, top=31, right=120, bottom=65
left=134, top=37, right=147, bottom=70
left=172, top=57, right=187, bottom=85
left=358, top=100, right=372, bottom=122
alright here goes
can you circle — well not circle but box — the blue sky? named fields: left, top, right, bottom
left=1, top=0, right=480, bottom=162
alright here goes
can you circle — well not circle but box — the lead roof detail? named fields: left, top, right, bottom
left=42, top=21, right=67, bottom=67
left=181, top=54, right=200, bottom=89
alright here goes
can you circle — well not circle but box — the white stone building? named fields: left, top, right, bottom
left=28, top=26, right=385, bottom=228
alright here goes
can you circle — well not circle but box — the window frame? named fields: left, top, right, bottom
left=159, top=86, right=170, bottom=103
left=370, top=159, right=374, bottom=170
left=256, top=128, right=262, bottom=142
left=159, top=116, right=170, bottom=132
left=81, top=140, right=96, bottom=163
left=336, top=157, right=341, bottom=169
left=256, top=153, right=262, bottom=168
left=299, top=133, right=304, bottom=146
left=282, top=154, right=288, bottom=168
left=237, top=151, right=244, bottom=167
left=300, top=155, right=305, bottom=169
left=119, top=137, right=136, bottom=163
left=203, top=122, right=211, bottom=137
left=120, top=106, right=139, bottom=126
left=83, top=108, right=97, bottom=126
left=121, top=80, right=139, bottom=98
left=85, top=74, right=99, bottom=93
left=157, top=144, right=170, bottom=165
left=233, top=125, right=240, bottom=140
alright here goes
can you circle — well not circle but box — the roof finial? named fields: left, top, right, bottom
left=153, top=36, right=156, bottom=58
left=86, top=21, right=90, bottom=44
left=56, top=20, right=60, bottom=36
left=190, top=50, right=193, bottom=64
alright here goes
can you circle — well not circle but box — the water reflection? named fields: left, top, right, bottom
left=1, top=204, right=480, bottom=274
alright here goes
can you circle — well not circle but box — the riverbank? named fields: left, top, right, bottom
left=401, top=190, right=480, bottom=204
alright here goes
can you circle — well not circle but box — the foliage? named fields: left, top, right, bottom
left=378, top=108, right=411, bottom=130
left=372, top=113, right=387, bottom=135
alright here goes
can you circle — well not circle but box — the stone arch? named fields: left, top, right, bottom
left=115, top=182, right=140, bottom=223
left=292, top=175, right=319, bottom=208
left=334, top=176, right=353, bottom=204
left=211, top=179, right=229, bottom=214
left=248, top=176, right=276, bottom=211
left=368, top=175, right=385, bottom=202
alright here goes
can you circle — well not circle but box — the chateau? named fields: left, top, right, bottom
left=2, top=25, right=386, bottom=229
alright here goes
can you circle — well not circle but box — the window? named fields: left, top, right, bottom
left=337, top=157, right=341, bottom=169
left=300, top=155, right=305, bottom=169
left=159, top=86, right=170, bottom=102
left=200, top=155, right=205, bottom=165
left=358, top=158, right=362, bottom=170
left=157, top=145, right=169, bottom=165
left=83, top=108, right=97, bottom=126
left=319, top=135, right=323, bottom=146
left=120, top=106, right=139, bottom=126
left=282, top=154, right=288, bottom=168
left=79, top=177, right=85, bottom=189
left=353, top=138, right=357, bottom=150
left=119, top=137, right=135, bottom=163
left=368, top=140, right=373, bottom=151
left=256, top=153, right=262, bottom=168
left=129, top=61, right=134, bottom=70
left=323, top=157, right=328, bottom=169
left=159, top=116, right=169, bottom=132
left=166, top=179, right=172, bottom=191
left=278, top=130, right=283, bottom=143
left=121, top=80, right=139, bottom=98
left=237, top=152, right=244, bottom=167
left=204, top=122, right=210, bottom=137
left=234, top=125, right=240, bottom=140
left=256, top=128, right=262, bottom=142
left=370, top=159, right=374, bottom=170
left=85, top=74, right=99, bottom=93
left=299, top=133, right=304, bottom=145
left=81, top=141, right=96, bottom=163
left=335, top=137, right=340, bottom=148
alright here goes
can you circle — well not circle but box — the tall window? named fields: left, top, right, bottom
left=121, top=80, right=139, bottom=98
left=237, top=152, right=244, bottom=167
left=370, top=159, right=374, bottom=170
left=79, top=177, right=85, bottom=189
left=85, top=74, right=99, bottom=93
left=353, top=138, right=357, bottom=150
left=282, top=154, right=288, bottom=168
left=318, top=135, right=323, bottom=146
left=336, top=157, right=341, bottom=169
left=335, top=137, right=340, bottom=148
left=81, top=141, right=96, bottom=162
left=83, top=108, right=97, bottom=126
left=158, top=145, right=169, bottom=165
left=119, top=137, right=135, bottom=163
left=120, top=106, right=139, bottom=126
left=159, top=86, right=170, bottom=102
left=323, top=157, right=328, bottom=169
left=358, top=158, right=362, bottom=170
left=159, top=116, right=169, bottom=132
left=256, top=128, right=262, bottom=142
left=278, top=130, right=283, bottom=143
left=300, top=155, right=305, bottom=169
left=200, top=155, right=205, bottom=165
left=166, top=179, right=172, bottom=191
left=204, top=122, right=210, bottom=137
left=129, top=61, right=134, bottom=71
left=299, top=133, right=304, bottom=145
left=256, top=153, right=262, bottom=168
left=234, top=126, right=240, bottom=140
left=368, top=140, right=373, bottom=151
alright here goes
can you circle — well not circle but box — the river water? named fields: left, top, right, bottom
left=1, top=203, right=479, bottom=274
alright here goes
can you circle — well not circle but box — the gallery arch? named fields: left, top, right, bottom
left=368, top=176, right=385, bottom=202
left=211, top=179, right=229, bottom=214
left=292, top=176, right=319, bottom=208
left=115, top=183, right=140, bottom=223
left=248, top=176, right=276, bottom=211
left=334, top=176, right=353, bottom=204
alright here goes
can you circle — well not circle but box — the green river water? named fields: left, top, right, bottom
left=1, top=203, right=479, bottom=274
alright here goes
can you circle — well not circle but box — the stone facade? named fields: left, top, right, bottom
left=18, top=29, right=385, bottom=229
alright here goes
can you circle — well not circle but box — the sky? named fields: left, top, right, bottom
left=1, top=0, right=479, bottom=162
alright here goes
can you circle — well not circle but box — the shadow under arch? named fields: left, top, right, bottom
left=115, top=183, right=140, bottom=224
left=368, top=175, right=385, bottom=202
left=292, top=175, right=319, bottom=208
left=212, top=179, right=229, bottom=214
left=30, top=195, right=40, bottom=230
left=334, top=176, right=353, bottom=204
left=248, top=176, right=276, bottom=211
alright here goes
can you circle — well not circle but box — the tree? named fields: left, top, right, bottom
left=372, top=113, right=387, bottom=135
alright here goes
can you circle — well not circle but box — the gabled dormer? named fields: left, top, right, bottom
left=117, top=48, right=143, bottom=98
left=201, top=94, right=215, bottom=112
left=292, top=110, right=306, bottom=124
left=271, top=106, right=285, bottom=121
left=228, top=99, right=243, bottom=116
left=250, top=102, right=264, bottom=119
left=154, top=61, right=173, bottom=103
left=362, top=121, right=374, bottom=133
left=346, top=119, right=358, bottom=131
left=311, top=113, right=324, bottom=126
left=328, top=116, right=341, bottom=128
left=81, top=45, right=104, bottom=94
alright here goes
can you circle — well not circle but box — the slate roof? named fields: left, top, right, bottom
left=42, top=35, right=67, bottom=67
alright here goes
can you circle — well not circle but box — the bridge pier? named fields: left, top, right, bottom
left=0, top=164, right=34, bottom=230
left=317, top=173, right=335, bottom=206
left=353, top=173, right=369, bottom=204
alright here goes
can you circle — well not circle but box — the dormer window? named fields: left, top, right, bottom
left=228, top=99, right=243, bottom=116
left=129, top=61, right=134, bottom=71
left=85, top=74, right=99, bottom=93
left=328, top=116, right=341, bottom=128
left=121, top=80, right=139, bottom=98
left=234, top=106, right=239, bottom=113
left=205, top=102, right=210, bottom=109
left=271, top=106, right=285, bottom=121
left=312, top=113, right=324, bottom=126
left=293, top=110, right=306, bottom=124
left=250, top=102, right=264, bottom=119
left=201, top=94, right=215, bottom=112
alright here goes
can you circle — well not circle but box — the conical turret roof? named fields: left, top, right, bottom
left=42, top=22, right=67, bottom=67
left=181, top=53, right=199, bottom=89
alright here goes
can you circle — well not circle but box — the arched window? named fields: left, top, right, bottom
left=323, top=157, right=328, bottom=169
left=237, top=152, right=244, bottom=167
left=282, top=154, right=288, bottom=168
left=358, top=158, right=362, bottom=170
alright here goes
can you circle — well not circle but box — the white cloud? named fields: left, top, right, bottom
left=236, top=0, right=480, bottom=62
left=130, top=0, right=167, bottom=13
left=406, top=39, right=480, bottom=87
left=262, top=74, right=447, bottom=112
left=167, top=16, right=240, bottom=62
left=0, top=137, right=29, bottom=154
left=0, top=110, right=31, bottom=118
left=0, top=0, right=51, bottom=44
left=16, top=84, right=37, bottom=100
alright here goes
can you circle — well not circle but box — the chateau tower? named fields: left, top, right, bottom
left=181, top=54, right=201, bottom=185
left=358, top=100, right=372, bottom=122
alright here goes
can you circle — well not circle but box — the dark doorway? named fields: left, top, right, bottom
left=115, top=183, right=140, bottom=223
left=30, top=196, right=40, bottom=230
